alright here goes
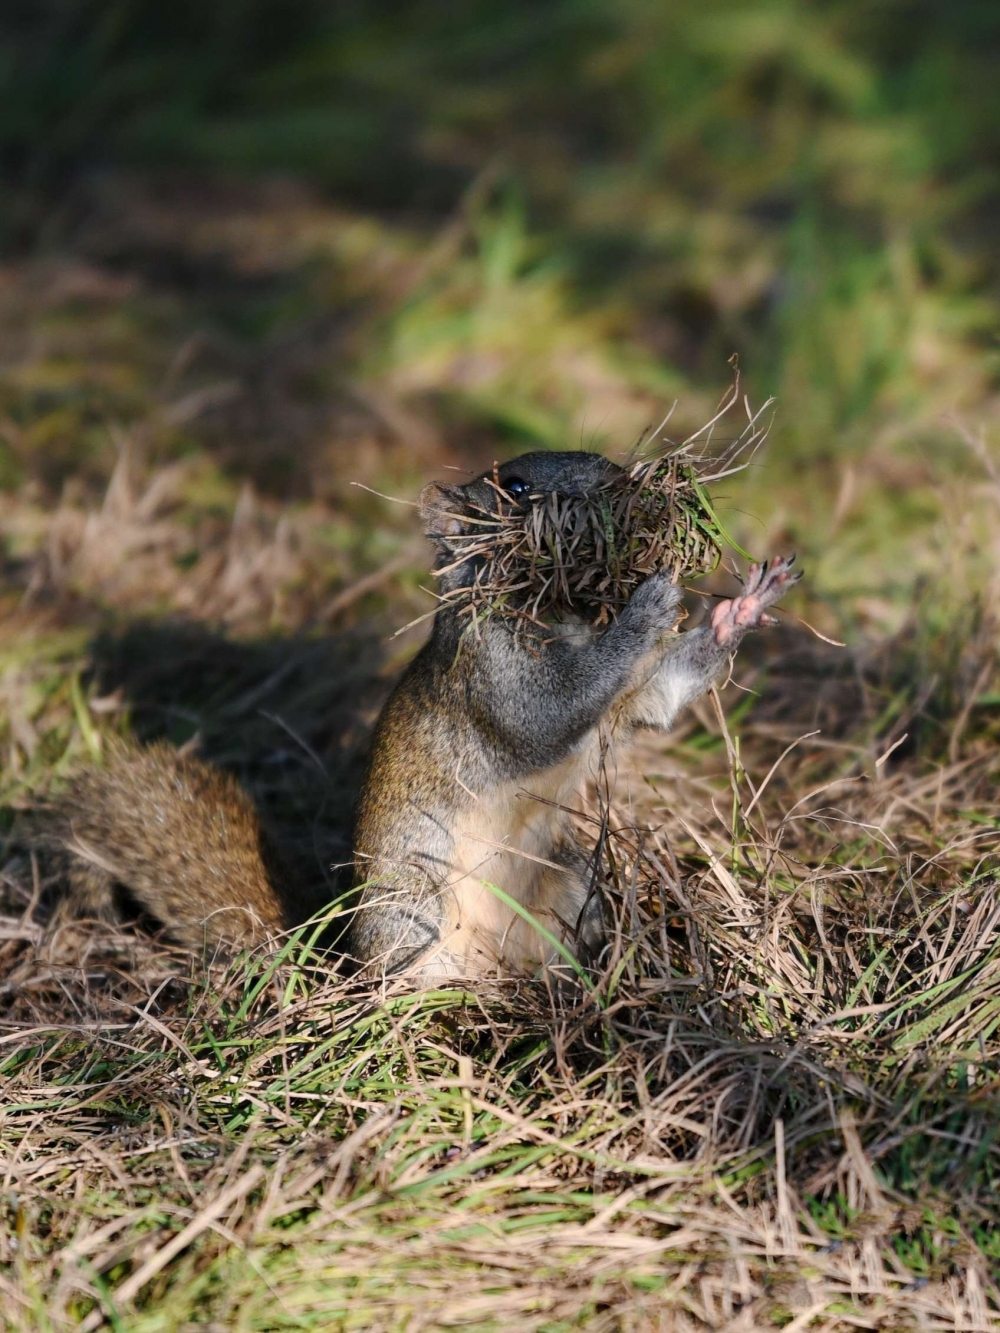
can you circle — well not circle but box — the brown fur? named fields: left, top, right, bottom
left=48, top=739, right=290, bottom=951
left=355, top=717, right=601, bottom=979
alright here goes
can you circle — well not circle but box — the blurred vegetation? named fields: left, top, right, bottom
left=4, top=0, right=999, bottom=452
left=2, top=0, right=1000, bottom=641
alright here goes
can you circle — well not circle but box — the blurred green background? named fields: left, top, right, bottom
left=2, top=0, right=999, bottom=631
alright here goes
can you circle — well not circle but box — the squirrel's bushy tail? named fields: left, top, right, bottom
left=45, top=739, right=291, bottom=951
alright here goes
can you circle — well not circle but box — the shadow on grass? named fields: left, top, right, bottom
left=88, top=618, right=391, bottom=916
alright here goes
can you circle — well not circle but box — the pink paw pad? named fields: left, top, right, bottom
left=710, top=556, right=799, bottom=647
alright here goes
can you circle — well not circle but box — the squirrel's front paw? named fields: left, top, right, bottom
left=711, top=556, right=801, bottom=647
left=627, top=573, right=684, bottom=635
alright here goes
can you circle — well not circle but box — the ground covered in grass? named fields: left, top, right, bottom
left=3, top=4, right=1000, bottom=1320
left=0, top=172, right=998, bottom=1331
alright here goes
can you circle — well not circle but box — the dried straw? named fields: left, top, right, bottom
left=438, top=378, right=773, bottom=629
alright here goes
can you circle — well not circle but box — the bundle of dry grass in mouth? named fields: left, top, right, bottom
left=440, top=377, right=772, bottom=631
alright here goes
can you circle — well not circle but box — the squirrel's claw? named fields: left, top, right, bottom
left=711, top=555, right=800, bottom=646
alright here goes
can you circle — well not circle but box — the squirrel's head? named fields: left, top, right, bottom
left=419, top=451, right=624, bottom=546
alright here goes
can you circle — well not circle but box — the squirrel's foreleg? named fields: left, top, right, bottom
left=621, top=557, right=801, bottom=732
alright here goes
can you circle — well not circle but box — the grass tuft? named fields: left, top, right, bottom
left=437, top=376, right=769, bottom=632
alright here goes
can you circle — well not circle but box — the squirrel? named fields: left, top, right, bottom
left=43, top=450, right=800, bottom=981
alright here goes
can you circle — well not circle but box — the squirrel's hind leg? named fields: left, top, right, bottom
left=351, top=887, right=447, bottom=978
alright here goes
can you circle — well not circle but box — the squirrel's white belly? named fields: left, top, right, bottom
left=425, top=738, right=601, bottom=978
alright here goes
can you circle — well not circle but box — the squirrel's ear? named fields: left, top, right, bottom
left=419, top=482, right=465, bottom=539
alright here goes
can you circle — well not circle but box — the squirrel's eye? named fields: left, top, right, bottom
left=505, top=476, right=529, bottom=498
